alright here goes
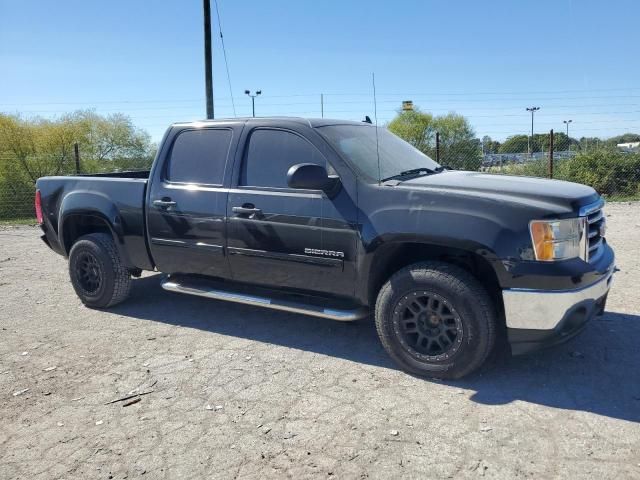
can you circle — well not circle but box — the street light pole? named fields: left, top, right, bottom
left=244, top=90, right=262, bottom=117
left=563, top=119, right=572, bottom=151
left=526, top=106, right=540, bottom=155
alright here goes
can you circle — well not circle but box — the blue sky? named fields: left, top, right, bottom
left=1, top=0, right=639, bottom=142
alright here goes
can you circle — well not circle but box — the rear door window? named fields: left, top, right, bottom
left=167, top=129, right=233, bottom=185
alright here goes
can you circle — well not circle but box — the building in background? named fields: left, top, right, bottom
left=402, top=101, right=414, bottom=111
left=617, top=142, right=640, bottom=152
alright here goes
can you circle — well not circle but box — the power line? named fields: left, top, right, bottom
left=134, top=109, right=640, bottom=120
left=9, top=101, right=640, bottom=114
left=77, top=117, right=637, bottom=133
left=213, top=0, right=236, bottom=117
left=0, top=99, right=205, bottom=106
left=2, top=87, right=639, bottom=107
left=316, top=87, right=640, bottom=97
left=8, top=107, right=639, bottom=122
left=465, top=109, right=640, bottom=119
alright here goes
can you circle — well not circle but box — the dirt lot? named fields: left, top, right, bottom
left=1, top=203, right=639, bottom=479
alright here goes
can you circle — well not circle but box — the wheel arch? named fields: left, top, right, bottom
left=364, top=240, right=504, bottom=318
left=58, top=191, right=133, bottom=267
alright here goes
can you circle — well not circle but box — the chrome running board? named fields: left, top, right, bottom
left=161, top=276, right=368, bottom=322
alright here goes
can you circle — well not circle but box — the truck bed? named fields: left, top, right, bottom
left=36, top=174, right=152, bottom=270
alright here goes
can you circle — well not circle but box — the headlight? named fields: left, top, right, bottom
left=529, top=218, right=586, bottom=261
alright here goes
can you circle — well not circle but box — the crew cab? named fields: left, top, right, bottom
left=35, top=117, right=615, bottom=378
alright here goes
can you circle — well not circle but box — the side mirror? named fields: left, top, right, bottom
left=287, top=163, right=340, bottom=195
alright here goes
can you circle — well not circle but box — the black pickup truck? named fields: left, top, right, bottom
left=35, top=117, right=615, bottom=378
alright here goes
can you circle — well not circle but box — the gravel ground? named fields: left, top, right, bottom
left=1, top=202, right=639, bottom=479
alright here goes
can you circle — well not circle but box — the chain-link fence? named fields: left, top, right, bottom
left=391, top=129, right=640, bottom=201
left=479, top=133, right=640, bottom=201
left=0, top=151, right=153, bottom=221
left=1, top=131, right=639, bottom=222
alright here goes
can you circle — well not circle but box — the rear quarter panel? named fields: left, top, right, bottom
left=36, top=176, right=152, bottom=270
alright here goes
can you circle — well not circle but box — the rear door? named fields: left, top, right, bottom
left=146, top=124, right=240, bottom=277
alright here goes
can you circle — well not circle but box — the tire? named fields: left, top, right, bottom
left=68, top=232, right=131, bottom=308
left=375, top=261, right=496, bottom=379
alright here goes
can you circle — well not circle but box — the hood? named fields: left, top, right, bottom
left=399, top=171, right=599, bottom=213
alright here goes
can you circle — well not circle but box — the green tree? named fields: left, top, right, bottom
left=0, top=110, right=154, bottom=179
left=538, top=132, right=574, bottom=151
left=73, top=111, right=154, bottom=169
left=577, top=137, right=600, bottom=151
left=604, top=133, right=640, bottom=148
left=388, top=109, right=481, bottom=170
left=432, top=113, right=481, bottom=170
left=498, top=135, right=530, bottom=153
left=482, top=135, right=501, bottom=154
left=555, top=148, right=640, bottom=197
left=0, top=114, right=39, bottom=182
left=387, top=109, right=435, bottom=153
left=552, top=132, right=571, bottom=151
left=498, top=133, right=579, bottom=154
left=0, top=111, right=155, bottom=219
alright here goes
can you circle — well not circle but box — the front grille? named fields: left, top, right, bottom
left=585, top=205, right=605, bottom=262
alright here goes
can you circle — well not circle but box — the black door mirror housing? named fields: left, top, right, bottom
left=287, top=163, right=340, bottom=195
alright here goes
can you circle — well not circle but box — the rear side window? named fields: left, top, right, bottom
left=167, top=129, right=232, bottom=185
left=240, top=129, right=327, bottom=188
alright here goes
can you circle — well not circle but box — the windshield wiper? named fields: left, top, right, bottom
left=381, top=167, right=438, bottom=183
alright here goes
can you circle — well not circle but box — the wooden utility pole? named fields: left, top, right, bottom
left=436, top=132, right=440, bottom=164
left=203, top=0, right=214, bottom=119
left=548, top=129, right=554, bottom=179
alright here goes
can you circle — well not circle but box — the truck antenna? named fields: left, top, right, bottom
left=372, top=73, right=381, bottom=185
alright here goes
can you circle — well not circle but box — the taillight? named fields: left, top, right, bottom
left=35, top=190, right=43, bottom=224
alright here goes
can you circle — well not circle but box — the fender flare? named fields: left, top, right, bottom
left=357, top=233, right=509, bottom=306
left=58, top=190, right=133, bottom=267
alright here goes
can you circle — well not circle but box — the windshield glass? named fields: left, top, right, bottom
left=316, top=124, right=440, bottom=182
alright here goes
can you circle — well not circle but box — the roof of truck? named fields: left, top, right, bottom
left=170, top=117, right=372, bottom=128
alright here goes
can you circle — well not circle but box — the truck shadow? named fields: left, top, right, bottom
left=113, top=274, right=640, bottom=424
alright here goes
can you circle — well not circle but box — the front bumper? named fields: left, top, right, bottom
left=503, top=264, right=614, bottom=355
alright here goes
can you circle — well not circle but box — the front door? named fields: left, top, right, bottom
left=147, top=126, right=238, bottom=278
left=226, top=126, right=358, bottom=297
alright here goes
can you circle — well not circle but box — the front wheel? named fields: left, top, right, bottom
left=375, top=261, right=497, bottom=379
left=68, top=232, right=131, bottom=308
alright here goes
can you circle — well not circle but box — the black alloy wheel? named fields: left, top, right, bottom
left=74, top=251, right=103, bottom=295
left=393, top=291, right=464, bottom=361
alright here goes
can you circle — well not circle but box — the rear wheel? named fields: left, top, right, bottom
left=375, top=261, right=496, bottom=379
left=68, top=233, right=131, bottom=308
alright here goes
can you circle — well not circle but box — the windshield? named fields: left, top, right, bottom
left=316, top=124, right=440, bottom=183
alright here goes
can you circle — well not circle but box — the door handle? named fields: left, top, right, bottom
left=153, top=199, right=177, bottom=208
left=232, top=205, right=263, bottom=217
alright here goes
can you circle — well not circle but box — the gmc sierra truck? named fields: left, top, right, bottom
left=35, top=117, right=615, bottom=379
